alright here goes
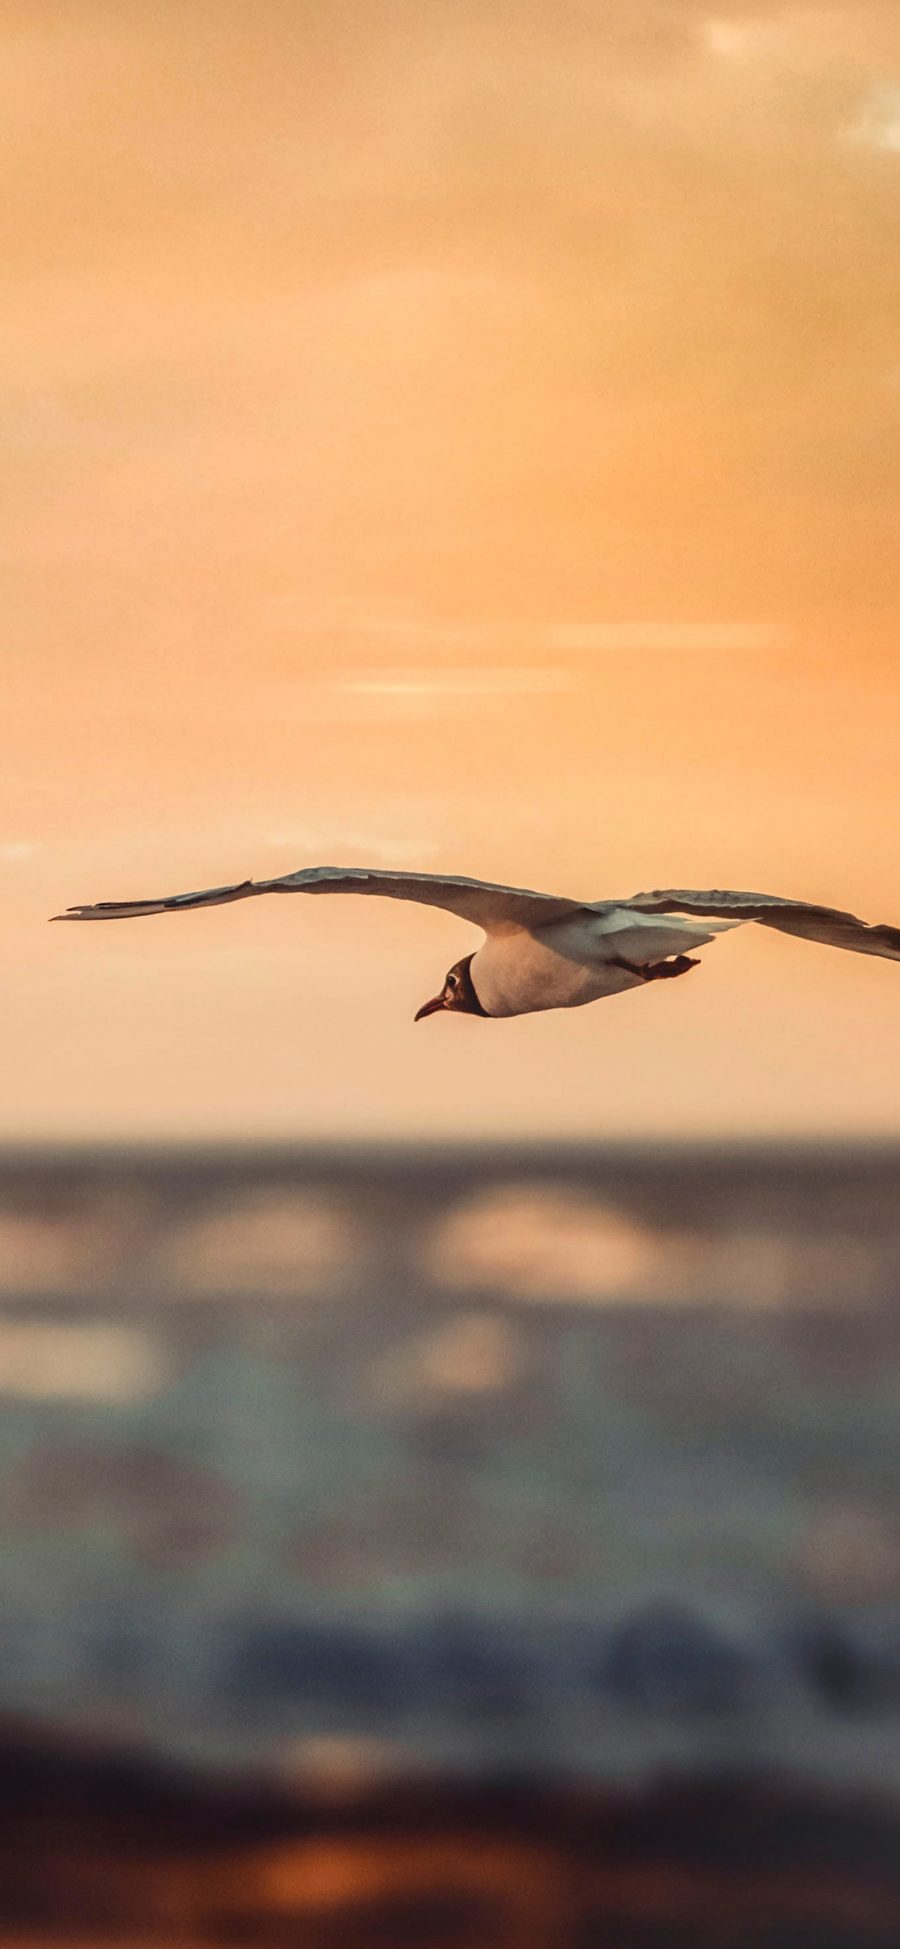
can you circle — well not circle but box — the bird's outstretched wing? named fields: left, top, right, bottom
left=52, top=866, right=580, bottom=935
left=621, top=888, right=900, bottom=963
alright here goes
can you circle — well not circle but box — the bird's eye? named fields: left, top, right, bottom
left=446, top=972, right=458, bottom=989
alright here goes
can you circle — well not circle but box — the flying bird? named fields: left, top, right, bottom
left=52, top=866, right=900, bottom=1021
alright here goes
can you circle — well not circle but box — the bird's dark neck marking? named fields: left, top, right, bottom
left=458, top=954, right=489, bottom=1016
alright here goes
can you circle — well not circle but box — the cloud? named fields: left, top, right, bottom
left=262, top=827, right=438, bottom=866
left=340, top=667, right=572, bottom=697
left=699, top=14, right=833, bottom=67
left=844, top=83, right=900, bottom=152
left=701, top=18, right=778, bottom=60
left=257, top=666, right=575, bottom=723
left=0, top=841, right=39, bottom=863
left=263, top=604, right=499, bottom=653
left=545, top=622, right=789, bottom=653
left=701, top=11, right=900, bottom=77
left=263, top=605, right=788, bottom=658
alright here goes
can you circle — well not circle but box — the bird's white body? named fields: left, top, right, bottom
left=470, top=909, right=739, bottom=1016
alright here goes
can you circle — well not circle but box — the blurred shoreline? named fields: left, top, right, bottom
left=4, top=1133, right=900, bottom=1162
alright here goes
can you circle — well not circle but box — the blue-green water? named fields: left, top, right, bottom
left=0, top=1144, right=898, bottom=1785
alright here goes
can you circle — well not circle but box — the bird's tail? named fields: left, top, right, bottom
left=599, top=909, right=743, bottom=964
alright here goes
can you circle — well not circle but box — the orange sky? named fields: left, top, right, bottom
left=4, top=0, right=900, bottom=1140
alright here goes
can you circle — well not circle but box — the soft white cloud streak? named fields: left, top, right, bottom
left=546, top=622, right=789, bottom=653
left=262, top=828, right=438, bottom=866
left=844, top=82, right=900, bottom=152
left=341, top=667, right=572, bottom=697
left=702, top=18, right=771, bottom=60
left=0, top=841, right=39, bottom=863
left=264, top=604, right=790, bottom=659
left=257, top=666, right=575, bottom=722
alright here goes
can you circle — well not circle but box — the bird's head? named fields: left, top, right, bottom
left=414, top=954, right=488, bottom=1021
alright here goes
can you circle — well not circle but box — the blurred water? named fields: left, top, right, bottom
left=0, top=1143, right=898, bottom=1789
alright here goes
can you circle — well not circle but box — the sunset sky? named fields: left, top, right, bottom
left=4, top=0, right=900, bottom=1140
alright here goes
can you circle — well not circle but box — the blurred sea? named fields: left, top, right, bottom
left=1, top=1142, right=899, bottom=1794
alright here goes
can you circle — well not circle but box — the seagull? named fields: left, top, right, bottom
left=52, top=866, right=900, bottom=1021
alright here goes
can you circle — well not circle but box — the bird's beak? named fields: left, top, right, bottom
left=414, top=993, right=446, bottom=1021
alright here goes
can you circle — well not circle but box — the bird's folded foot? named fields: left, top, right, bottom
left=642, top=954, right=700, bottom=980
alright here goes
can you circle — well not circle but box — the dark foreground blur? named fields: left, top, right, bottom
left=5, top=1721, right=900, bottom=1947
left=1, top=1141, right=899, bottom=1945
